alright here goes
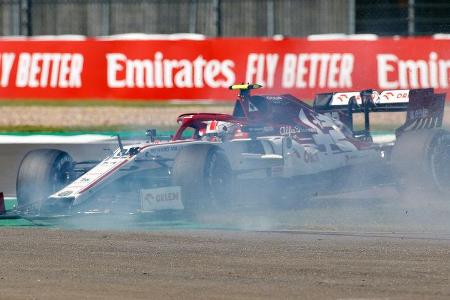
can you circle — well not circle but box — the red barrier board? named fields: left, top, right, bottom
left=0, top=37, right=449, bottom=100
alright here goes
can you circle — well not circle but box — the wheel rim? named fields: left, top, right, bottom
left=205, top=150, right=232, bottom=209
left=51, top=159, right=73, bottom=193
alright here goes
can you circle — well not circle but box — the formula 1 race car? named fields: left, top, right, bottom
left=15, top=84, right=450, bottom=215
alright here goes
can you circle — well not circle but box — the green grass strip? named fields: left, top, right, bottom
left=0, top=125, right=178, bottom=135
left=0, top=99, right=234, bottom=107
left=5, top=199, right=17, bottom=211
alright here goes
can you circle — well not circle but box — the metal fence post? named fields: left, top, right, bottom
left=408, top=0, right=415, bottom=36
left=19, top=0, right=23, bottom=35
left=19, top=0, right=31, bottom=36
left=26, top=0, right=31, bottom=35
left=214, top=0, right=222, bottom=37
left=189, top=0, right=198, bottom=33
left=101, top=0, right=111, bottom=35
left=348, top=0, right=355, bottom=34
left=267, top=0, right=274, bottom=36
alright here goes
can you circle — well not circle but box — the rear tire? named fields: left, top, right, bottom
left=392, top=129, right=450, bottom=196
left=172, top=145, right=233, bottom=212
left=16, top=149, right=74, bottom=213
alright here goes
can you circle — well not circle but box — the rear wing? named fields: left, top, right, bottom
left=313, top=88, right=446, bottom=138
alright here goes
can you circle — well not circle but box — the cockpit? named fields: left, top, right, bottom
left=173, top=113, right=244, bottom=141
left=177, top=120, right=241, bottom=141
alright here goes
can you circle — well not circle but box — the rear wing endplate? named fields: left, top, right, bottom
left=313, top=88, right=445, bottom=138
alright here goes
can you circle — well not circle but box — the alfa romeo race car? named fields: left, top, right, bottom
left=15, top=84, right=450, bottom=215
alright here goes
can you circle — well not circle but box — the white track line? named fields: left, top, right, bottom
left=0, top=134, right=115, bottom=144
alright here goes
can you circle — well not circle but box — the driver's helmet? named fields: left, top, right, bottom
left=198, top=127, right=207, bottom=137
left=201, top=121, right=235, bottom=140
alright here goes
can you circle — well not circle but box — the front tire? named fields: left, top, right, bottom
left=16, top=149, right=74, bottom=213
left=172, top=145, right=233, bottom=212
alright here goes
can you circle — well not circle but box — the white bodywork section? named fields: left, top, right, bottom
left=50, top=118, right=379, bottom=208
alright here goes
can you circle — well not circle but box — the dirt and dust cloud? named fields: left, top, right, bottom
left=9, top=117, right=450, bottom=234
left=192, top=186, right=450, bottom=234
left=47, top=170, right=450, bottom=234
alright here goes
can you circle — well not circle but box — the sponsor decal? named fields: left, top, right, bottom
left=279, top=125, right=316, bottom=136
left=0, top=38, right=448, bottom=100
left=149, top=145, right=180, bottom=153
left=106, top=52, right=235, bottom=89
left=280, top=53, right=354, bottom=89
left=331, top=91, right=380, bottom=106
left=408, top=108, right=430, bottom=120
left=377, top=52, right=450, bottom=89
left=304, top=150, right=319, bottom=163
left=377, top=90, right=409, bottom=104
left=57, top=191, right=73, bottom=197
left=140, top=186, right=183, bottom=211
left=266, top=96, right=283, bottom=102
left=0, top=52, right=83, bottom=88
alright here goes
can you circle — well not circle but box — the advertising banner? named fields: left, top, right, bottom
left=0, top=37, right=448, bottom=100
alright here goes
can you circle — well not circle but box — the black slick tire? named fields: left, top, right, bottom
left=172, top=145, right=233, bottom=212
left=392, top=129, right=450, bottom=196
left=16, top=149, right=74, bottom=213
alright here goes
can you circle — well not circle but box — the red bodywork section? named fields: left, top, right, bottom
left=174, top=113, right=237, bottom=140
left=172, top=93, right=370, bottom=150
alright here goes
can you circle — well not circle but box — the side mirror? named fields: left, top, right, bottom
left=129, top=147, right=140, bottom=156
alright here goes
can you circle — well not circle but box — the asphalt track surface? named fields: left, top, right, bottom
left=1, top=142, right=450, bottom=299
left=1, top=228, right=450, bottom=300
